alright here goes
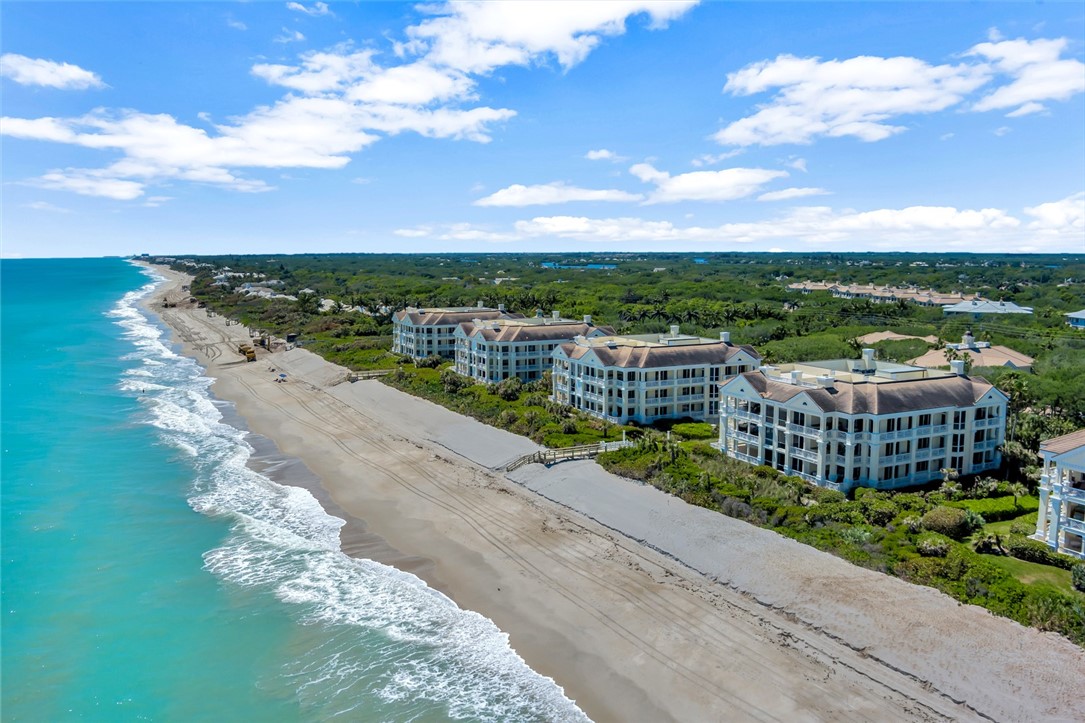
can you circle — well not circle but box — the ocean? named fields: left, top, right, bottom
left=1, top=258, right=588, bottom=722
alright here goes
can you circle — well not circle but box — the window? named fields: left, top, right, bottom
left=918, top=414, right=931, bottom=427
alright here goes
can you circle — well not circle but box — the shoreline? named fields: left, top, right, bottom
left=140, top=263, right=1085, bottom=723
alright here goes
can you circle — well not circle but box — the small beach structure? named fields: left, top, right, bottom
left=1034, top=429, right=1085, bottom=559
left=552, top=328, right=760, bottom=425
left=454, top=312, right=613, bottom=384
left=716, top=351, right=1007, bottom=491
left=392, top=301, right=523, bottom=361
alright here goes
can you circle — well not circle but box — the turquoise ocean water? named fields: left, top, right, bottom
left=2, top=258, right=587, bottom=722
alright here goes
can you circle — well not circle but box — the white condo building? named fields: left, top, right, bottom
left=716, top=351, right=1007, bottom=490
left=454, top=313, right=614, bottom=383
left=552, top=328, right=761, bottom=425
left=392, top=303, right=522, bottom=360
left=1034, top=429, right=1085, bottom=560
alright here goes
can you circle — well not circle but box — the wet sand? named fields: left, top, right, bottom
left=146, top=264, right=1085, bottom=723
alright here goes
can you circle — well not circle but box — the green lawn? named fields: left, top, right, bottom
left=984, top=555, right=1078, bottom=595
left=984, top=511, right=1038, bottom=537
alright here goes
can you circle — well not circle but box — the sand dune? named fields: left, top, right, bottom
left=147, top=265, right=1084, bottom=723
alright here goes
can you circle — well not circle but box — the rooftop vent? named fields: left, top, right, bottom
left=719, top=331, right=731, bottom=343
left=583, top=314, right=592, bottom=325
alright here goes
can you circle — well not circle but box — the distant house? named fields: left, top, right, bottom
left=454, top=313, right=613, bottom=384
left=1065, top=310, right=1085, bottom=329
left=907, top=331, right=1034, bottom=372
left=552, top=328, right=760, bottom=425
left=393, top=303, right=523, bottom=360
left=942, top=299, right=1033, bottom=317
left=1034, top=429, right=1085, bottom=560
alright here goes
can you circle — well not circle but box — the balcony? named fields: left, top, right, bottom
left=731, top=430, right=759, bottom=445
left=787, top=423, right=822, bottom=436
left=790, top=447, right=818, bottom=463
left=932, top=425, right=949, bottom=435
left=731, top=409, right=761, bottom=423
left=1057, top=485, right=1085, bottom=505
left=1063, top=517, right=1085, bottom=537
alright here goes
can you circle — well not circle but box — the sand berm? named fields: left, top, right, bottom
left=147, top=265, right=1084, bottom=723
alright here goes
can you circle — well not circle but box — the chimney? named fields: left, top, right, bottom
left=862, top=348, right=876, bottom=369
left=789, top=370, right=802, bottom=385
left=719, top=331, right=731, bottom=343
left=552, top=310, right=560, bottom=320
left=950, top=360, right=966, bottom=376
left=670, top=324, right=680, bottom=337
left=498, top=303, right=505, bottom=312
left=477, top=299, right=484, bottom=308
left=962, top=329, right=975, bottom=348
left=583, top=314, right=592, bottom=325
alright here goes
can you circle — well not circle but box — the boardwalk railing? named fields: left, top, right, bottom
left=348, top=369, right=393, bottom=382
left=505, top=440, right=631, bottom=472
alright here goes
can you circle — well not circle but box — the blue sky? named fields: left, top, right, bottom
left=2, top=1, right=1083, bottom=258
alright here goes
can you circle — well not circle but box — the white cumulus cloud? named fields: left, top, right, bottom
left=630, top=163, right=787, bottom=203
left=474, top=182, right=643, bottom=206
left=715, top=53, right=989, bottom=146
left=3, top=2, right=696, bottom=200
left=757, top=187, right=829, bottom=202
left=1, top=53, right=105, bottom=89
left=287, top=2, right=332, bottom=17
left=968, top=36, right=1085, bottom=115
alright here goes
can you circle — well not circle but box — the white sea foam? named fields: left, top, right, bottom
left=110, top=263, right=590, bottom=722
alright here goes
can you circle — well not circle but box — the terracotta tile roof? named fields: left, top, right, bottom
left=559, top=341, right=760, bottom=369
left=461, top=322, right=614, bottom=343
left=907, top=346, right=1034, bottom=370
left=394, top=308, right=524, bottom=326
left=1040, top=429, right=1085, bottom=455
left=731, top=371, right=1001, bottom=416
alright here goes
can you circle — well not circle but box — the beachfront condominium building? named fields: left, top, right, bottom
left=454, top=312, right=614, bottom=384
left=393, top=302, right=523, bottom=360
left=716, top=350, right=1007, bottom=491
left=551, top=328, right=761, bottom=425
left=1033, top=429, right=1085, bottom=560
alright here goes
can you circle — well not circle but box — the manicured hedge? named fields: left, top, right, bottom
left=947, top=495, right=1039, bottom=522
left=1005, top=537, right=1078, bottom=570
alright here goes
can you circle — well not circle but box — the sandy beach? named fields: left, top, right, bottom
left=146, top=265, right=1085, bottom=723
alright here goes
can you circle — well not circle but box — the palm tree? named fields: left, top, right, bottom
left=1009, top=482, right=1028, bottom=508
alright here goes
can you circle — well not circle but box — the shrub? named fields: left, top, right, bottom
left=921, top=506, right=972, bottom=540
left=947, top=495, right=1037, bottom=523
left=670, top=422, right=716, bottom=441
left=901, top=515, right=923, bottom=534
left=973, top=534, right=1006, bottom=556
left=495, top=377, right=523, bottom=401
left=841, top=526, right=873, bottom=546
left=1009, top=520, right=1035, bottom=536
left=1072, top=563, right=1085, bottom=593
left=1006, top=537, right=1078, bottom=570
left=917, top=533, right=951, bottom=557
left=416, top=354, right=444, bottom=369
left=440, top=368, right=470, bottom=394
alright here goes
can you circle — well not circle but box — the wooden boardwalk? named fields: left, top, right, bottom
left=505, top=440, right=631, bottom=472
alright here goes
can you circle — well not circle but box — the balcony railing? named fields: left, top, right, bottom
left=1062, top=517, right=1085, bottom=537
left=1057, top=485, right=1085, bottom=505
left=731, top=430, right=759, bottom=445
left=790, top=447, right=817, bottom=463
left=731, top=409, right=761, bottom=422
